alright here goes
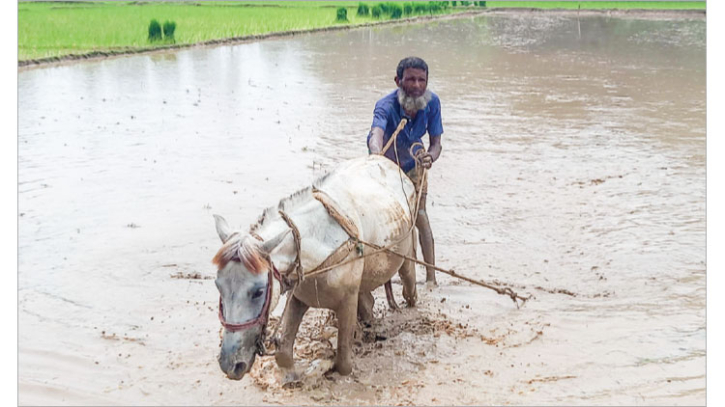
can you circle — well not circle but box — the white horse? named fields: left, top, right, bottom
left=212, top=155, right=419, bottom=380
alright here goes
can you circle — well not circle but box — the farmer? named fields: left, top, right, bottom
left=367, top=56, right=443, bottom=285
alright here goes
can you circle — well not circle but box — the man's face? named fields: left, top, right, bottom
left=395, top=67, right=428, bottom=99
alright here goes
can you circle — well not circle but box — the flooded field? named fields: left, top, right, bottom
left=18, top=11, right=706, bottom=405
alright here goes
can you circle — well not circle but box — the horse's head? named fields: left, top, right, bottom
left=212, top=215, right=288, bottom=381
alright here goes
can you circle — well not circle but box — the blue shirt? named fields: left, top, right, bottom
left=369, top=90, right=444, bottom=172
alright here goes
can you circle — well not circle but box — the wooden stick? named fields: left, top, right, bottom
left=381, top=118, right=408, bottom=155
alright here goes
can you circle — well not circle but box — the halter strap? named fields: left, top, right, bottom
left=218, top=265, right=282, bottom=333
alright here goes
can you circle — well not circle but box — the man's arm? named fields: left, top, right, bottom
left=421, top=94, right=443, bottom=168
left=428, top=134, right=442, bottom=163
left=368, top=127, right=386, bottom=155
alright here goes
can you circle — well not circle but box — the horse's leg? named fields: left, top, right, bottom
left=399, top=245, right=417, bottom=307
left=275, top=294, right=309, bottom=370
left=335, top=289, right=359, bottom=375
left=357, top=290, right=375, bottom=324
left=384, top=280, right=400, bottom=311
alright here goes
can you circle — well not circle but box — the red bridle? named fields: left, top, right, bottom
left=218, top=265, right=284, bottom=333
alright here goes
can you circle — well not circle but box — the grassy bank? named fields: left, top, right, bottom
left=18, top=1, right=466, bottom=61
left=18, top=1, right=705, bottom=62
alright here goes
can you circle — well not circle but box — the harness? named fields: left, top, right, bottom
left=216, top=132, right=530, bottom=356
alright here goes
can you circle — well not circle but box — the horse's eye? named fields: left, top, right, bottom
left=251, top=288, right=265, bottom=300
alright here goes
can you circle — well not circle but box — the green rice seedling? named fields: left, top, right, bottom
left=163, top=20, right=176, bottom=42
left=356, top=3, right=370, bottom=16
left=148, top=19, right=162, bottom=42
left=336, top=6, right=348, bottom=21
left=460, top=1, right=471, bottom=5
left=452, top=1, right=458, bottom=6
left=428, top=1, right=443, bottom=13
left=378, top=2, right=389, bottom=13
left=389, top=3, right=403, bottom=18
left=371, top=4, right=382, bottom=18
left=403, top=2, right=413, bottom=15
left=413, top=2, right=429, bottom=13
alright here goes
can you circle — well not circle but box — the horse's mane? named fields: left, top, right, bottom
left=250, top=171, right=332, bottom=233
left=212, top=235, right=269, bottom=274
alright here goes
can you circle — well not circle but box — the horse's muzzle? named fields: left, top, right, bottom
left=219, top=354, right=250, bottom=380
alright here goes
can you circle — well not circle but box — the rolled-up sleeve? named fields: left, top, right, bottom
left=372, top=102, right=389, bottom=131
left=427, top=96, right=443, bottom=137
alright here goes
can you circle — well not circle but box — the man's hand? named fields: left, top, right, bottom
left=414, top=150, right=433, bottom=169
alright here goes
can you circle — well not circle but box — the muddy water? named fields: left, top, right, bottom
left=18, top=12, right=705, bottom=405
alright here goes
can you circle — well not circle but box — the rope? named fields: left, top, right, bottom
left=306, top=169, right=529, bottom=306
left=278, top=210, right=304, bottom=283
left=259, top=278, right=298, bottom=357
left=359, top=240, right=530, bottom=309
left=312, top=188, right=359, bottom=239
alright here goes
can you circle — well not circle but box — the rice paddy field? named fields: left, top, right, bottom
left=18, top=1, right=705, bottom=62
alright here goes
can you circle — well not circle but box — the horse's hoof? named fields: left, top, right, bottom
left=281, top=369, right=303, bottom=389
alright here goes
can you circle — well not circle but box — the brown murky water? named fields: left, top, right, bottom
left=18, top=12, right=705, bottom=405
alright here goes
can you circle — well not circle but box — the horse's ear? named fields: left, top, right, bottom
left=260, top=229, right=290, bottom=254
left=213, top=214, right=232, bottom=243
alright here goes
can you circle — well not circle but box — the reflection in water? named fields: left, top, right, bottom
left=18, top=13, right=705, bottom=405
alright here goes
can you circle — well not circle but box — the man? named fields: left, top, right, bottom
left=367, top=56, right=443, bottom=285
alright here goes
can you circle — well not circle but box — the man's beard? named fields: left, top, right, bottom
left=397, top=88, right=432, bottom=114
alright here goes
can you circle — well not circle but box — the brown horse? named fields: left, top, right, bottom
left=213, top=155, right=418, bottom=380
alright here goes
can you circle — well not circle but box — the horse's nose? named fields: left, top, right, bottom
left=223, top=361, right=248, bottom=380
left=219, top=356, right=248, bottom=380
